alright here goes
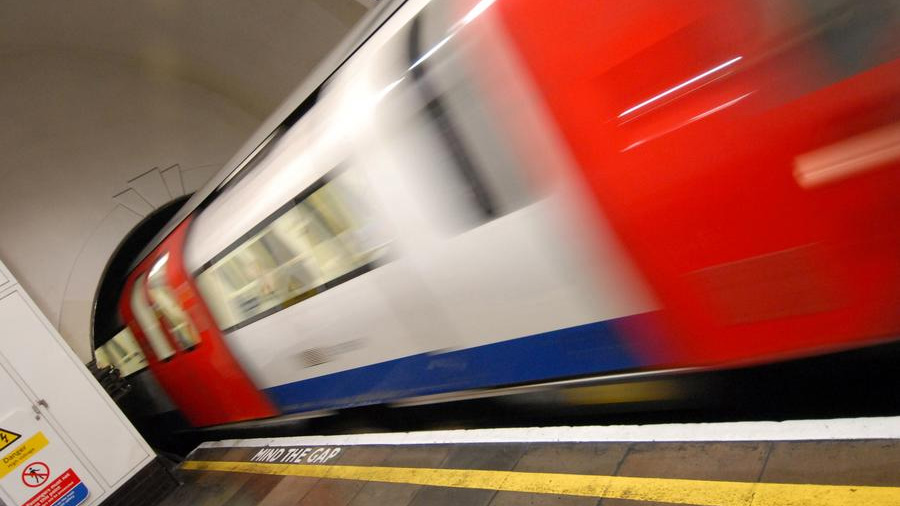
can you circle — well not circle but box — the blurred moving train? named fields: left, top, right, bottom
left=106, top=0, right=900, bottom=428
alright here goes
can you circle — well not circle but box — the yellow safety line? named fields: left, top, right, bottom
left=181, top=459, right=900, bottom=506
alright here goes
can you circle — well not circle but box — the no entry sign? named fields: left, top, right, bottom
left=21, top=462, right=49, bottom=488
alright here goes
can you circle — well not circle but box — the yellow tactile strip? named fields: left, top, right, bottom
left=181, top=459, right=900, bottom=506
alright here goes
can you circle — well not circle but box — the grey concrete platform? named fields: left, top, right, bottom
left=159, top=418, right=900, bottom=505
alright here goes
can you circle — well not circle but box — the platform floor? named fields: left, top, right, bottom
left=160, top=418, right=900, bottom=505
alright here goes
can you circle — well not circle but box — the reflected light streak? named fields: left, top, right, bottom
left=618, top=56, right=743, bottom=118
left=410, top=0, right=499, bottom=72
left=148, top=253, right=169, bottom=279
left=376, top=77, right=406, bottom=101
left=409, top=34, right=454, bottom=71
left=689, top=91, right=753, bottom=123
left=459, top=0, right=497, bottom=27
left=622, top=91, right=753, bottom=152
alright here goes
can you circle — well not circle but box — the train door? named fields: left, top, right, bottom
left=332, top=0, right=661, bottom=394
left=120, top=219, right=278, bottom=427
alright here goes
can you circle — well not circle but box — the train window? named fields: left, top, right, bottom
left=95, top=327, right=148, bottom=377
left=757, top=1, right=900, bottom=99
left=130, top=275, right=175, bottom=361
left=146, top=254, right=201, bottom=350
left=800, top=0, right=900, bottom=80
left=196, top=169, right=390, bottom=331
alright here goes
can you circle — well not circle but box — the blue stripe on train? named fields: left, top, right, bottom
left=264, top=315, right=649, bottom=414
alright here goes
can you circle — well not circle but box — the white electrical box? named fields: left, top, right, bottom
left=0, top=260, right=155, bottom=506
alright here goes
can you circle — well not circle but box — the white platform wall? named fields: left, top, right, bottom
left=0, top=260, right=155, bottom=505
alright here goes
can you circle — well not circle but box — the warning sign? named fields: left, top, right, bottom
left=0, top=428, right=21, bottom=452
left=23, top=469, right=88, bottom=506
left=0, top=411, right=91, bottom=506
left=1, top=432, right=49, bottom=479
left=22, top=461, right=50, bottom=488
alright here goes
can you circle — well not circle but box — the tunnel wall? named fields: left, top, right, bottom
left=0, top=52, right=260, bottom=362
left=0, top=1, right=369, bottom=363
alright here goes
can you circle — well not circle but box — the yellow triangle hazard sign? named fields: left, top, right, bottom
left=0, top=428, right=21, bottom=452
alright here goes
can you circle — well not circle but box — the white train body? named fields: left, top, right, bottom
left=184, top=0, right=655, bottom=412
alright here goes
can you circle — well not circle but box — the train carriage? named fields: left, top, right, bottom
left=115, top=0, right=900, bottom=427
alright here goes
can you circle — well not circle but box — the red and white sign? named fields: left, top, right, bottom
left=21, top=462, right=50, bottom=488
left=23, top=468, right=88, bottom=506
left=0, top=411, right=92, bottom=506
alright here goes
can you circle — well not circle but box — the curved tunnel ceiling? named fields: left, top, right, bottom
left=0, top=0, right=370, bottom=361
left=0, top=0, right=370, bottom=119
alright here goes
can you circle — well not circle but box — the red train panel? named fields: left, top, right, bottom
left=119, top=219, right=278, bottom=427
left=494, top=0, right=900, bottom=365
